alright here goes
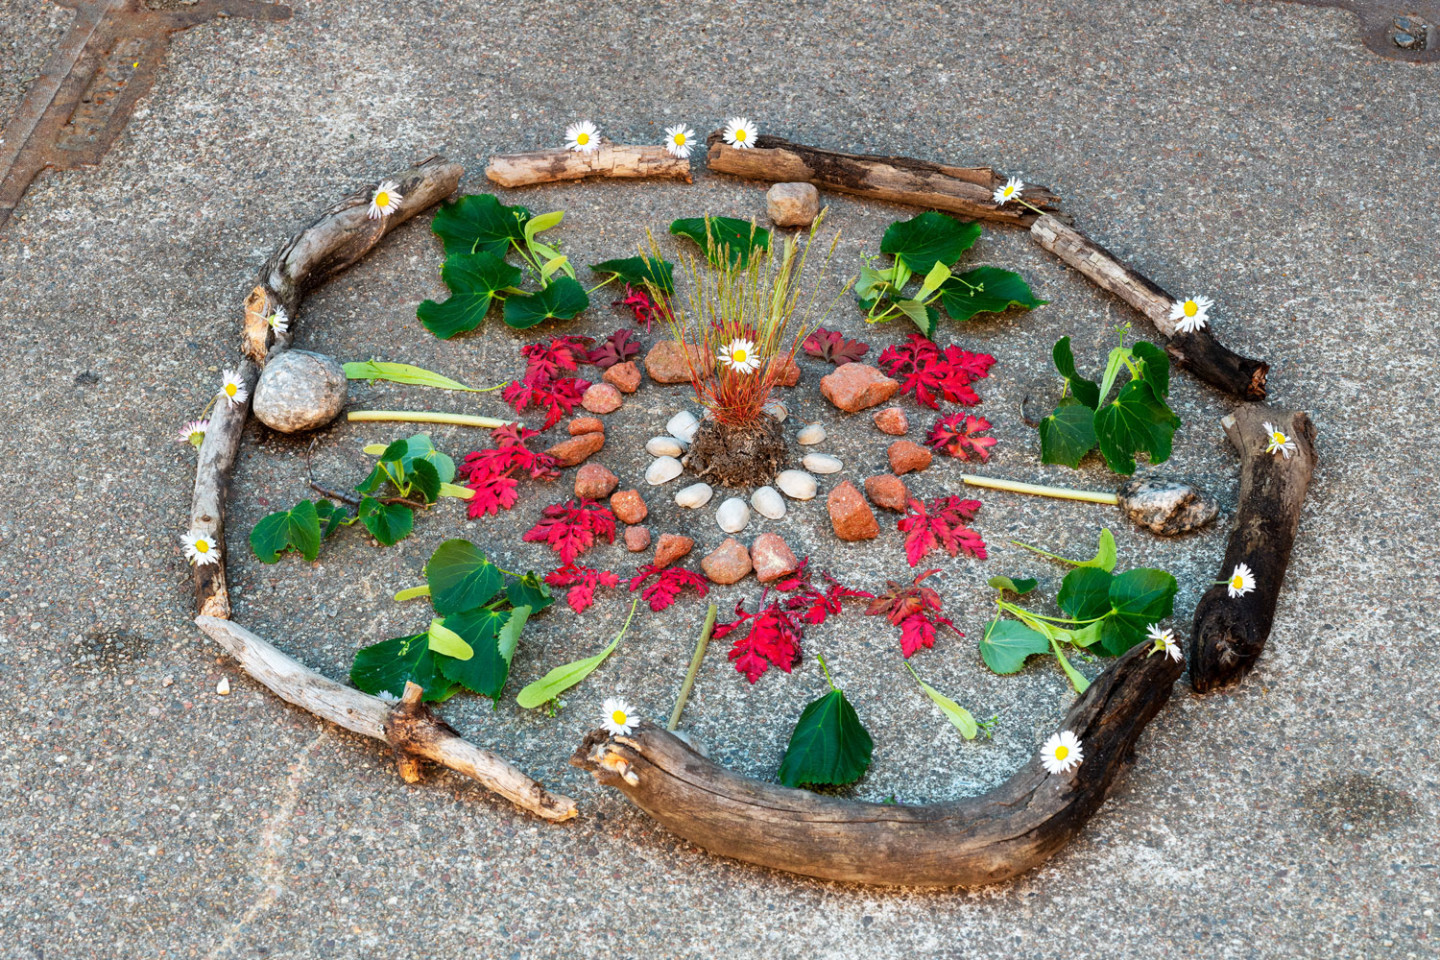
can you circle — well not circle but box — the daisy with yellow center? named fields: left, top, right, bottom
left=566, top=121, right=600, bottom=154
left=1146, top=624, right=1183, bottom=663
left=722, top=117, right=757, bottom=149
left=220, top=368, right=248, bottom=407
left=177, top=419, right=209, bottom=448
left=182, top=530, right=219, bottom=566
left=993, top=177, right=1025, bottom=205
left=1040, top=730, right=1084, bottom=775
left=1262, top=422, right=1297, bottom=459
left=717, top=337, right=761, bottom=375
left=1226, top=562, right=1256, bottom=599
left=267, top=305, right=289, bottom=335
left=601, top=697, right=635, bottom=736
left=664, top=123, right=696, bottom=159
left=1169, top=294, right=1213, bottom=334
left=367, top=180, right=403, bottom=221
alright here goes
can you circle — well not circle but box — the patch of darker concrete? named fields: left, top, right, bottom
left=1278, top=1, right=1439, bottom=61
left=71, top=628, right=152, bottom=677
left=1297, top=773, right=1421, bottom=840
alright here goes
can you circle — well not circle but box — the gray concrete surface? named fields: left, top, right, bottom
left=0, top=0, right=1436, bottom=957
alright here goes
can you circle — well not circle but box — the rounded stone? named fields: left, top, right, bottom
left=751, top=486, right=786, bottom=520
left=645, top=456, right=683, bottom=485
left=646, top=436, right=688, bottom=458
left=667, top=411, right=701, bottom=443
left=581, top=382, right=623, bottom=414
left=775, top=469, right=818, bottom=500
left=766, top=182, right=821, bottom=228
left=763, top=400, right=788, bottom=422
left=716, top=497, right=752, bottom=533
left=803, top=453, right=843, bottom=474
left=675, top=482, right=715, bottom=508
left=252, top=350, right=347, bottom=433
left=797, top=422, right=826, bottom=445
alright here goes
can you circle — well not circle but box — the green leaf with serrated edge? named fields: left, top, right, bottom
left=987, top=575, right=1038, bottom=595
left=515, top=601, right=636, bottom=708
left=1051, top=337, right=1100, bottom=410
left=409, top=457, right=441, bottom=503
left=938, top=266, right=1047, bottom=323
left=880, top=212, right=982, bottom=275
left=907, top=665, right=978, bottom=739
left=1100, top=568, right=1178, bottom=656
left=425, top=539, right=505, bottom=616
left=1057, top=566, right=1115, bottom=622
left=358, top=497, right=413, bottom=546
left=524, top=210, right=563, bottom=243
left=497, top=606, right=530, bottom=663
left=250, top=500, right=322, bottom=564
left=435, top=607, right=508, bottom=699
left=893, top=298, right=939, bottom=338
left=315, top=499, right=348, bottom=539
left=588, top=256, right=675, bottom=294
left=777, top=689, right=873, bottom=788
left=432, top=194, right=532, bottom=258
left=418, top=251, right=524, bottom=340
left=426, top=618, right=474, bottom=660
left=1094, top=379, right=1179, bottom=475
left=978, top=620, right=1053, bottom=674
left=1039, top=398, right=1098, bottom=468
left=1131, top=340, right=1171, bottom=398
left=501, top=275, right=590, bottom=329
left=349, top=633, right=454, bottom=702
left=669, top=216, right=772, bottom=268
left=343, top=361, right=482, bottom=392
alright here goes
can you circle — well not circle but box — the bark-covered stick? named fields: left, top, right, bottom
left=486, top=142, right=692, bottom=188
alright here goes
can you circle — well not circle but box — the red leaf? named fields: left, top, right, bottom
left=544, top=562, right=621, bottom=614
left=464, top=473, right=520, bottom=518
left=588, top=328, right=641, bottom=369
left=865, top=570, right=963, bottom=658
left=502, top=373, right=591, bottom=431
left=459, top=424, right=559, bottom=518
left=522, top=499, right=616, bottom=564
left=876, top=334, right=994, bottom=410
left=926, top=413, right=997, bottom=462
left=613, top=284, right=671, bottom=332
left=521, top=335, right=593, bottom=381
left=897, top=496, right=987, bottom=567
left=627, top=564, right=709, bottom=612
left=775, top=558, right=873, bottom=627
left=802, top=327, right=870, bottom=366
left=721, top=600, right=805, bottom=683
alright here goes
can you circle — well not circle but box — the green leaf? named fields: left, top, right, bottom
left=501, top=275, right=590, bottom=329
left=349, top=633, right=454, bottom=702
left=359, top=434, right=455, bottom=491
left=588, top=256, right=675, bottom=294
left=435, top=607, right=509, bottom=699
left=523, top=210, right=564, bottom=244
left=426, top=617, right=474, bottom=660
left=1051, top=337, right=1101, bottom=409
left=1077, top=528, right=1118, bottom=572
left=893, top=298, right=939, bottom=338
left=879, top=212, right=982, bottom=275
left=1093, top=379, right=1180, bottom=475
left=343, top=360, right=482, bottom=392
left=987, top=575, right=1038, bottom=596
left=425, top=539, right=505, bottom=616
left=855, top=264, right=898, bottom=304
left=1057, top=566, right=1115, bottom=622
left=1100, top=568, right=1178, bottom=656
left=777, top=689, right=873, bottom=788
left=540, top=255, right=570, bottom=284
left=1039, top=397, right=1098, bottom=468
left=916, top=261, right=952, bottom=300
left=908, top=667, right=978, bottom=739
left=498, top=606, right=531, bottom=663
left=314, top=499, right=348, bottom=539
left=432, top=194, right=531, bottom=258
left=249, top=500, right=322, bottom=564
left=978, top=620, right=1052, bottom=674
left=669, top=216, right=771, bottom=268
left=507, top=572, right=556, bottom=616
left=358, top=497, right=413, bottom=546
left=1048, top=635, right=1091, bottom=694
left=1131, top=340, right=1171, bottom=398
left=409, top=458, right=441, bottom=503
left=938, top=267, right=1047, bottom=323
left=515, top=600, right=636, bottom=708
left=417, top=251, right=524, bottom=339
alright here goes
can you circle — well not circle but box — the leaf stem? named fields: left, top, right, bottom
left=667, top=603, right=717, bottom=732
left=347, top=410, right=516, bottom=429
left=817, top=653, right=837, bottom=692
left=394, top=584, right=431, bottom=602
left=960, top=474, right=1118, bottom=505
left=1008, top=538, right=1079, bottom=564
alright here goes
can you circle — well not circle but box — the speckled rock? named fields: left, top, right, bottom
left=820, top=362, right=900, bottom=413
left=251, top=350, right=346, bottom=433
left=546, top=432, right=604, bottom=467
left=603, top=360, right=641, bottom=393
left=623, top=526, right=651, bottom=552
left=766, top=181, right=820, bottom=227
left=888, top=440, right=933, bottom=475
left=865, top=474, right=910, bottom=512
left=574, top=463, right=618, bottom=499
left=873, top=406, right=909, bottom=435
left=701, top=537, right=752, bottom=584
left=610, top=489, right=648, bottom=524
left=645, top=341, right=707, bottom=384
left=751, top=533, right=799, bottom=583
left=775, top=355, right=801, bottom=386
left=581, top=382, right=623, bottom=414
left=1118, top=478, right=1220, bottom=535
left=653, top=534, right=694, bottom=568
left=569, top=416, right=605, bottom=436
left=827, top=480, right=879, bottom=541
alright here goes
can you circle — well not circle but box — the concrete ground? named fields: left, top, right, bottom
left=0, top=0, right=1435, bottom=957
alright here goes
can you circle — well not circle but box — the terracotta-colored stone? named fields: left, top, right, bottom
left=701, top=537, right=753, bottom=585
left=820, top=362, right=900, bottom=413
left=624, top=526, right=652, bottom=552
left=581, top=382, right=623, bottom=414
left=644, top=341, right=707, bottom=384
left=602, top=360, right=641, bottom=394
left=774, top=355, right=801, bottom=387
left=750, top=533, right=799, bottom=583
left=652, top=534, right=694, bottom=569
left=865, top=473, right=910, bottom=513
left=574, top=462, right=619, bottom=500
left=546, top=432, right=604, bottom=467
left=827, top=480, right=880, bottom=541
left=609, top=489, right=648, bottom=524
left=568, top=416, right=605, bottom=436
left=873, top=406, right=908, bottom=435
left=889, top=439, right=933, bottom=475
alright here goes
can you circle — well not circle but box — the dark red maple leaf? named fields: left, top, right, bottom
left=897, top=496, right=987, bottom=567
left=502, top=373, right=591, bottom=431
left=544, top=562, right=621, bottom=614
left=613, top=283, right=671, bottom=332
left=774, top=558, right=873, bottom=626
left=588, top=328, right=641, bottom=369
left=927, top=413, right=997, bottom=462
left=521, top=335, right=594, bottom=381
left=716, top=598, right=806, bottom=683
left=865, top=569, right=963, bottom=658
left=876, top=334, right=995, bottom=410
left=802, top=327, right=870, bottom=366
left=522, top=499, right=616, bottom=564
left=627, top=564, right=709, bottom=612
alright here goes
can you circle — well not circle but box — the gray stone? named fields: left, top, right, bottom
left=1117, top=477, right=1219, bottom=536
left=766, top=182, right=821, bottom=227
left=251, top=349, right=347, bottom=433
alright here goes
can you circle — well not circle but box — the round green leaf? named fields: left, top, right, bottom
left=1094, top=379, right=1180, bottom=475
left=358, top=496, right=413, bottom=546
left=249, top=500, right=321, bottom=564
left=1057, top=567, right=1114, bottom=622
left=978, top=620, right=1052, bottom=674
left=938, top=266, right=1047, bottom=323
left=501, top=275, right=590, bottom=329
left=432, top=194, right=531, bottom=258
left=879, top=211, right=982, bottom=275
left=1100, top=568, right=1178, bottom=656
left=1039, top=397, right=1098, bottom=468
left=425, top=539, right=505, bottom=616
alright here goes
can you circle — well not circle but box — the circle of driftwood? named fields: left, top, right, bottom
left=190, top=135, right=1317, bottom=887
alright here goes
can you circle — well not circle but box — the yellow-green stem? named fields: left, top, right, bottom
left=668, top=603, right=717, bottom=732
left=348, top=410, right=515, bottom=429
left=960, top=474, right=1118, bottom=506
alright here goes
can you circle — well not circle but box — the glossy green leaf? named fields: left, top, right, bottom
left=1093, top=379, right=1180, bottom=475
left=432, top=194, right=531, bottom=258
left=426, top=617, right=474, bottom=660
left=506, top=572, right=555, bottom=616
left=669, top=216, right=771, bottom=268
left=1100, top=568, right=1178, bottom=656
left=418, top=251, right=523, bottom=339
left=777, top=689, right=873, bottom=788
left=1051, top=336, right=1101, bottom=410
left=250, top=500, right=322, bottom=564
left=1057, top=566, right=1115, bottom=622
left=978, top=620, right=1052, bottom=674
left=315, top=499, right=348, bottom=539
left=938, top=266, right=1047, bottom=322
left=588, top=256, right=675, bottom=294
left=987, top=575, right=1038, bottom=596
left=501, top=275, right=590, bottom=329
left=1039, top=397, right=1098, bottom=468
left=349, top=633, right=454, bottom=702
left=1132, top=340, right=1171, bottom=398
left=434, top=607, right=508, bottom=700
left=879, top=211, right=982, bottom=275
left=409, top=457, right=441, bottom=503
left=357, top=497, right=413, bottom=546
left=425, top=539, right=505, bottom=616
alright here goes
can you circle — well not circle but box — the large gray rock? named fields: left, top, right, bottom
left=766, top=182, right=820, bottom=227
left=1117, top=477, right=1219, bottom=536
left=252, top=350, right=347, bottom=433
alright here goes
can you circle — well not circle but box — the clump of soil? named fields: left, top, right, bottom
left=684, top=416, right=787, bottom=488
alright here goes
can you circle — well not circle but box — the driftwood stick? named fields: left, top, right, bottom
left=1030, top=214, right=1268, bottom=400
left=1190, top=405, right=1317, bottom=693
left=573, top=641, right=1181, bottom=887
left=190, top=361, right=257, bottom=619
left=196, top=616, right=578, bottom=821
left=704, top=133, right=1063, bottom=226
left=486, top=141, right=692, bottom=188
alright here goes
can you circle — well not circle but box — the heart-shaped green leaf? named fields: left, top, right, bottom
left=501, top=275, right=590, bottom=329
left=1094, top=379, right=1180, bottom=475
left=589, top=256, right=675, bottom=294
left=669, top=216, right=771, bottom=268
left=357, top=497, right=413, bottom=546
left=432, top=194, right=531, bottom=258
left=1100, top=568, right=1178, bottom=656
left=938, top=266, right=1047, bottom=323
left=349, top=633, right=455, bottom=702
left=880, top=211, right=982, bottom=275
left=1051, top=336, right=1101, bottom=410
left=777, top=689, right=873, bottom=788
left=1039, top=397, right=1098, bottom=468
left=1057, top=566, right=1115, bottom=622
left=425, top=539, right=505, bottom=616
left=418, top=251, right=523, bottom=339
left=250, top=500, right=322, bottom=564
left=978, top=619, right=1052, bottom=674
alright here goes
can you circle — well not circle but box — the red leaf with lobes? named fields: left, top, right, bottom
left=521, top=335, right=593, bottom=381
left=876, top=334, right=994, bottom=410
left=614, top=283, right=670, bottom=332
left=502, top=374, right=590, bottom=431
left=627, top=564, right=709, bottom=611
left=545, top=562, right=621, bottom=613
left=927, top=413, right=997, bottom=462
left=464, top=473, right=520, bottom=518
left=897, top=496, right=986, bottom=566
left=865, top=570, right=963, bottom=658
left=720, top=600, right=805, bottom=683
left=459, top=424, right=559, bottom=518
left=588, top=329, right=641, bottom=369
left=802, top=327, right=870, bottom=366
left=523, top=499, right=616, bottom=564
left=898, top=614, right=938, bottom=658
left=775, top=558, right=873, bottom=626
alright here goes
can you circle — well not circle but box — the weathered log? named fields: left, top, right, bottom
left=196, top=616, right=578, bottom=821
left=572, top=641, right=1181, bottom=887
left=486, top=142, right=692, bottom=188
left=1030, top=214, right=1268, bottom=400
left=704, top=133, right=1062, bottom=226
left=1190, top=405, right=1317, bottom=693
left=189, top=360, right=256, bottom=619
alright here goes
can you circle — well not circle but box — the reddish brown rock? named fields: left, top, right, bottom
left=574, top=463, right=619, bottom=500
left=701, top=537, right=753, bottom=585
left=568, top=416, right=605, bottom=436
left=652, top=534, right=694, bottom=569
left=873, top=406, right=908, bottom=435
left=750, top=533, right=799, bottom=583
left=827, top=480, right=880, bottom=541
left=889, top=439, right=933, bottom=475
left=820, top=363, right=900, bottom=413
left=581, top=382, right=623, bottom=414
left=644, top=341, right=707, bottom=384
left=609, top=489, right=648, bottom=525
left=602, top=360, right=642, bottom=394
left=546, top=432, right=604, bottom=467
left=773, top=355, right=801, bottom=387
left=865, top=474, right=910, bottom=513
left=624, top=526, right=652, bottom=553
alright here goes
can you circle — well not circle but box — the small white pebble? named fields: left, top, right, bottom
left=162, top=675, right=174, bottom=687
left=797, top=422, right=826, bottom=445
left=803, top=453, right=843, bottom=474
left=216, top=677, right=231, bottom=696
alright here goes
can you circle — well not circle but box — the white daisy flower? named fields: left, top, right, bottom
left=1040, top=730, right=1084, bottom=775
left=993, top=176, right=1025, bottom=205
left=367, top=180, right=403, bottom=220
left=1169, top=295, right=1213, bottom=334
left=376, top=690, right=399, bottom=704
left=177, top=419, right=209, bottom=448
left=1147, top=624, right=1182, bottom=662
left=220, top=368, right=248, bottom=407
left=717, top=337, right=761, bottom=375
left=1226, top=562, right=1256, bottom=599
left=664, top=123, right=696, bottom=159
left=266, top=305, right=289, bottom=335
left=1262, top=422, right=1297, bottom=459
left=182, top=530, right=220, bottom=566
left=722, top=117, right=757, bottom=149
left=566, top=121, right=600, bottom=154
left=601, top=697, right=635, bottom=736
